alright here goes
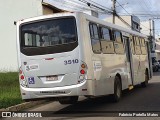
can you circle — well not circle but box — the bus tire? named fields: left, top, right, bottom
left=58, top=96, right=78, bottom=104
left=141, top=70, right=149, bottom=87
left=111, top=76, right=122, bottom=102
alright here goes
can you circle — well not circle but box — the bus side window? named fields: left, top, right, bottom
left=101, top=27, right=111, bottom=40
left=130, top=35, right=135, bottom=55
left=114, top=31, right=123, bottom=43
left=113, top=31, right=124, bottom=54
left=133, top=36, right=137, bottom=54
left=100, top=26, right=114, bottom=54
left=134, top=36, right=141, bottom=55
left=141, top=38, right=147, bottom=55
left=138, top=37, right=142, bottom=55
left=89, top=23, right=101, bottom=54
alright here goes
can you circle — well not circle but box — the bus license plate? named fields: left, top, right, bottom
left=46, top=76, right=58, bottom=81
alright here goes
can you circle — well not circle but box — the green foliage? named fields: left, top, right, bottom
left=0, top=72, right=23, bottom=108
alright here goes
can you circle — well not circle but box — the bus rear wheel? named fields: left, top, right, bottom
left=111, top=76, right=122, bottom=102
left=141, top=70, right=149, bottom=87
left=58, top=96, right=78, bottom=104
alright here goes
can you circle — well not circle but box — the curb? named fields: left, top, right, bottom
left=0, top=100, right=46, bottom=117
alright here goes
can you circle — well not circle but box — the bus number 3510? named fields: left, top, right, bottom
left=64, top=59, right=79, bottom=65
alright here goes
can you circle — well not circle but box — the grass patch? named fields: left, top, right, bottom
left=0, top=72, right=24, bottom=109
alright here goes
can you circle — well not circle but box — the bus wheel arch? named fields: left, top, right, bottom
left=111, top=74, right=122, bottom=102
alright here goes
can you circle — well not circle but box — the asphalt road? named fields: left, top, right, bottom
left=2, top=72, right=160, bottom=120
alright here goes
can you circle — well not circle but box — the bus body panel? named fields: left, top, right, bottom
left=83, top=17, right=129, bottom=96
left=20, top=46, right=80, bottom=88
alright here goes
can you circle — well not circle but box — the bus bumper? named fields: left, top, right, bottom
left=20, top=80, right=91, bottom=100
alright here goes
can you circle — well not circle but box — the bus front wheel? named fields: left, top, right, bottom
left=58, top=96, right=78, bottom=104
left=111, top=76, right=122, bottom=102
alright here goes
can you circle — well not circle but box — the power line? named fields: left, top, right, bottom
left=78, top=0, right=113, bottom=14
left=116, top=0, right=149, bottom=30
left=85, top=0, right=111, bottom=11
left=69, top=0, right=150, bottom=32
left=116, top=1, right=130, bottom=15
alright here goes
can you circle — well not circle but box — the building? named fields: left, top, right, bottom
left=0, top=0, right=64, bottom=71
left=105, top=15, right=140, bottom=32
left=155, top=40, right=160, bottom=60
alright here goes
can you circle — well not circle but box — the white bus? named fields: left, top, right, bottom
left=16, top=12, right=152, bottom=104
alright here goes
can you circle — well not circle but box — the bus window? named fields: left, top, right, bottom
left=101, top=27, right=111, bottom=40
left=89, top=23, right=101, bottom=54
left=100, top=27, right=114, bottom=54
left=135, top=37, right=140, bottom=45
left=141, top=38, right=147, bottom=55
left=134, top=36, right=141, bottom=55
left=113, top=31, right=124, bottom=54
left=130, top=35, right=135, bottom=54
left=141, top=38, right=145, bottom=46
left=114, top=31, right=123, bottom=43
left=21, top=17, right=78, bottom=56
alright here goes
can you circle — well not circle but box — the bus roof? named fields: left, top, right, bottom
left=17, top=12, right=147, bottom=40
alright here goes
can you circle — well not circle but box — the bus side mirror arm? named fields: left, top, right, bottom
left=14, top=21, right=17, bottom=25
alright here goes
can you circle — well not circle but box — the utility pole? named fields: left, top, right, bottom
left=153, top=20, right=155, bottom=41
left=152, top=20, right=156, bottom=56
left=149, top=19, right=153, bottom=54
left=149, top=19, right=152, bottom=38
left=112, top=0, right=116, bottom=24
left=149, top=19, right=156, bottom=59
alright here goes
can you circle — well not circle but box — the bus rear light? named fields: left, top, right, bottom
left=20, top=75, right=24, bottom=80
left=79, top=61, right=88, bottom=82
left=19, top=67, right=27, bottom=87
left=81, top=64, right=86, bottom=68
left=81, top=62, right=88, bottom=69
left=80, top=69, right=85, bottom=74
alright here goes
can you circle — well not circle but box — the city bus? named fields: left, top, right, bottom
left=16, top=12, right=152, bottom=104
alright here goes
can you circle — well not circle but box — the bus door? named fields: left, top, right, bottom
left=123, top=36, right=134, bottom=87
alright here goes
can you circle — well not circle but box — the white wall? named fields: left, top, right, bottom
left=0, top=0, right=43, bottom=71
left=104, top=16, right=132, bottom=30
left=140, top=21, right=151, bottom=36
left=156, top=41, right=160, bottom=60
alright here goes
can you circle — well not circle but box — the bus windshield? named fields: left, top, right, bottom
left=20, top=17, right=78, bottom=56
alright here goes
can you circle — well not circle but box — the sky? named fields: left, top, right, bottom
left=92, top=0, right=160, bottom=37
left=45, top=0, right=160, bottom=38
